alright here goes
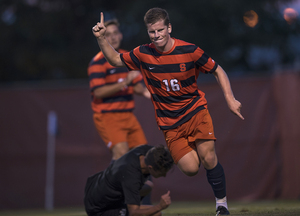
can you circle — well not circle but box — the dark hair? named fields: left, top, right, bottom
left=104, top=19, right=120, bottom=28
left=144, top=145, right=174, bottom=171
left=144, top=7, right=170, bottom=26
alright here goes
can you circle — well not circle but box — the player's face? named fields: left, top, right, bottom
left=147, top=19, right=172, bottom=52
left=104, top=24, right=123, bottom=50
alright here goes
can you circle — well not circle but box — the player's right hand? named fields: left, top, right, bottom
left=92, top=12, right=106, bottom=38
left=159, top=190, right=171, bottom=209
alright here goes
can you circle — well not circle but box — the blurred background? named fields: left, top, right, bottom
left=0, top=0, right=299, bottom=212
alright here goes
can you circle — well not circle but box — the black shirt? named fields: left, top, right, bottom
left=84, top=145, right=153, bottom=215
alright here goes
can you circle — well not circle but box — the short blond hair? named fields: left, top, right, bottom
left=144, top=8, right=170, bottom=26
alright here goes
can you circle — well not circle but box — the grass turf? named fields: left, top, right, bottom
left=0, top=200, right=299, bottom=216
left=162, top=200, right=300, bottom=215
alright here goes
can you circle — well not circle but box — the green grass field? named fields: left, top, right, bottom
left=0, top=200, right=299, bottom=216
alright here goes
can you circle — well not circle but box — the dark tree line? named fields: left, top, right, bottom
left=0, top=0, right=299, bottom=83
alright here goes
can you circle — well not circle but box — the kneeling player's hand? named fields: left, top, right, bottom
left=159, top=190, right=171, bottom=209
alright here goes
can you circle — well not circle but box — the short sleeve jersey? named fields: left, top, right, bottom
left=120, top=38, right=218, bottom=130
left=88, top=49, right=143, bottom=113
left=84, top=145, right=153, bottom=215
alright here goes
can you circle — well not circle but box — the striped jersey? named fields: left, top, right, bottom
left=120, top=38, right=218, bottom=130
left=88, top=49, right=143, bottom=113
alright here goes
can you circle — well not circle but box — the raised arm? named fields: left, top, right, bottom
left=92, top=12, right=125, bottom=67
left=212, top=65, right=244, bottom=120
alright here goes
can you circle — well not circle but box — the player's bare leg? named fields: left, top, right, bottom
left=140, top=180, right=153, bottom=197
left=111, top=142, right=129, bottom=160
left=196, top=139, right=229, bottom=215
left=195, top=139, right=217, bottom=169
left=177, top=150, right=200, bottom=176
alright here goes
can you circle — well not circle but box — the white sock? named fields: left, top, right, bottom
left=216, top=196, right=228, bottom=209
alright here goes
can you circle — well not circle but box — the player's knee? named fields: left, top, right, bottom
left=177, top=155, right=199, bottom=176
left=184, top=170, right=198, bottom=176
left=112, top=142, right=129, bottom=159
left=118, top=148, right=129, bottom=157
left=201, top=153, right=217, bottom=169
left=144, top=180, right=153, bottom=193
left=140, top=180, right=153, bottom=197
left=145, top=180, right=154, bottom=188
left=180, top=165, right=199, bottom=176
left=112, top=151, right=125, bottom=160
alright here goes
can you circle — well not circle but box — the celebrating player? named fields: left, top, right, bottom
left=92, top=8, right=244, bottom=215
left=84, top=145, right=174, bottom=216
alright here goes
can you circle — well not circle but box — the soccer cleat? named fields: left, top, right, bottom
left=216, top=206, right=230, bottom=215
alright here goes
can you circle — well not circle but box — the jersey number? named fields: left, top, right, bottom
left=162, top=79, right=180, bottom=91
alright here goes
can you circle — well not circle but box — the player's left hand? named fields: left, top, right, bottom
left=125, top=70, right=140, bottom=85
left=228, top=99, right=244, bottom=120
left=143, top=88, right=151, bottom=99
left=159, top=190, right=171, bottom=209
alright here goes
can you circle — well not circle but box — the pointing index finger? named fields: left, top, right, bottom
left=100, top=12, right=104, bottom=24
left=236, top=111, right=244, bottom=120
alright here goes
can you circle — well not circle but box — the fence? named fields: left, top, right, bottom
left=0, top=72, right=299, bottom=209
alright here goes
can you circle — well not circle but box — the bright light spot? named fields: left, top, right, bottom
left=243, top=10, right=259, bottom=28
left=283, top=8, right=299, bottom=24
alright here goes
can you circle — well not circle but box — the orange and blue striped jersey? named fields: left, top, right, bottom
left=120, top=38, right=218, bottom=130
left=88, top=49, right=143, bottom=113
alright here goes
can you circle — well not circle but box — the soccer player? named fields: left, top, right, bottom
left=92, top=8, right=244, bottom=216
left=88, top=19, right=150, bottom=162
left=84, top=145, right=174, bottom=216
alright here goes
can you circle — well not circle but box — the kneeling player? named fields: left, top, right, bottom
left=84, top=145, right=174, bottom=216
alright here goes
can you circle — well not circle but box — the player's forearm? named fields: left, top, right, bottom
left=96, top=37, right=124, bottom=67
left=129, top=204, right=163, bottom=216
left=213, top=65, right=244, bottom=119
left=133, top=83, right=144, bottom=95
left=93, top=81, right=128, bottom=99
left=213, top=65, right=235, bottom=101
left=133, top=83, right=150, bottom=98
